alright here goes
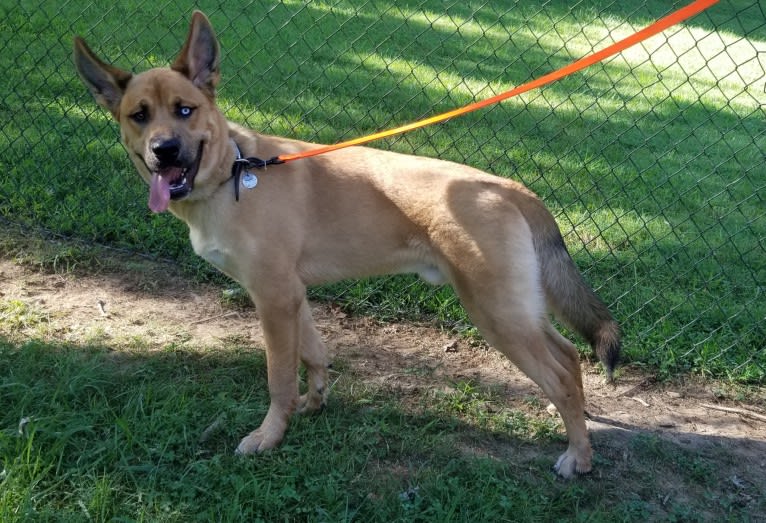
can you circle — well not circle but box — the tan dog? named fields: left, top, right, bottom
left=74, top=11, right=620, bottom=478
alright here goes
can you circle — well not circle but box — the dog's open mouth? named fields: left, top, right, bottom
left=148, top=141, right=204, bottom=213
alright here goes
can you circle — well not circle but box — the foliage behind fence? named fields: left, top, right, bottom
left=0, top=1, right=764, bottom=381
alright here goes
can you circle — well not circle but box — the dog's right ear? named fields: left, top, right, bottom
left=73, top=37, right=132, bottom=119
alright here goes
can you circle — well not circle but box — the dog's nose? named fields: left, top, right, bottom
left=151, top=137, right=181, bottom=164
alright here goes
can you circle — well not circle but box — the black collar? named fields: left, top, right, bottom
left=230, top=141, right=284, bottom=201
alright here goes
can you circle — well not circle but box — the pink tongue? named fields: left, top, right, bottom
left=149, top=173, right=172, bottom=213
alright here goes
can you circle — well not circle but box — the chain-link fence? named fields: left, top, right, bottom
left=1, top=1, right=764, bottom=381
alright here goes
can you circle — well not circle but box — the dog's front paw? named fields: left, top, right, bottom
left=553, top=445, right=593, bottom=479
left=235, top=426, right=285, bottom=455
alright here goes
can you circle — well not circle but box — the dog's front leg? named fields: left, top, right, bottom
left=236, top=282, right=304, bottom=455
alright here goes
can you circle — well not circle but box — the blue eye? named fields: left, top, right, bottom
left=178, top=106, right=194, bottom=118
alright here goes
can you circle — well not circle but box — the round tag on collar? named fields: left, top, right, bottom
left=242, top=172, right=258, bottom=189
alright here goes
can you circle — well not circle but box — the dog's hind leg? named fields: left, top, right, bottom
left=463, top=295, right=592, bottom=478
left=539, top=323, right=592, bottom=477
left=297, top=298, right=329, bottom=414
left=442, top=216, right=591, bottom=477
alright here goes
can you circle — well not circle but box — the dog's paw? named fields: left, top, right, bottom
left=553, top=446, right=593, bottom=479
left=235, top=428, right=284, bottom=455
left=297, top=389, right=327, bottom=414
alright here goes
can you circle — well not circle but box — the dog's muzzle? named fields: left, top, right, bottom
left=145, top=139, right=204, bottom=213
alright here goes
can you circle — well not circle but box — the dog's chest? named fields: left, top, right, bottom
left=188, top=227, right=236, bottom=276
left=198, top=245, right=228, bottom=273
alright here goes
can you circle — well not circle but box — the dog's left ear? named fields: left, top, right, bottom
left=172, top=11, right=221, bottom=98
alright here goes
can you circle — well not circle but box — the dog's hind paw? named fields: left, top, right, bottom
left=553, top=446, right=593, bottom=479
left=297, top=389, right=327, bottom=414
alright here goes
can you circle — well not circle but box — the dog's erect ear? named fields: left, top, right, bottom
left=171, top=11, right=220, bottom=98
left=73, top=37, right=133, bottom=119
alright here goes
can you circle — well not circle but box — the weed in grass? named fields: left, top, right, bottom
left=220, top=286, right=252, bottom=309
left=0, top=300, right=47, bottom=333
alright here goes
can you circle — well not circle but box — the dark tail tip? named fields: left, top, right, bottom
left=593, top=321, right=622, bottom=381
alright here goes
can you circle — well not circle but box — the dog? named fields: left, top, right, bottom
left=73, top=11, right=620, bottom=478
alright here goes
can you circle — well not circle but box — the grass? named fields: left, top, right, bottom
left=14, top=0, right=763, bottom=381
left=1, top=220, right=765, bottom=521
left=1, top=0, right=764, bottom=381
left=0, top=7, right=764, bottom=514
left=1, top=325, right=763, bottom=521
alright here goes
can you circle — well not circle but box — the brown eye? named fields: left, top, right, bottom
left=130, top=109, right=147, bottom=123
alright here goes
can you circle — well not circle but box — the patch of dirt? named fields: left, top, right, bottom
left=2, top=252, right=765, bottom=485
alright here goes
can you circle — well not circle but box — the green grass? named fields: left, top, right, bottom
left=1, top=331, right=763, bottom=521
left=3, top=3, right=765, bottom=517
left=1, top=220, right=765, bottom=522
left=0, top=0, right=763, bottom=386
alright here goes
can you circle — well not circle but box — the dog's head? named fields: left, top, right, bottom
left=74, top=12, right=231, bottom=213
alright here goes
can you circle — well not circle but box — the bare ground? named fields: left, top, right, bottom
left=1, top=250, right=765, bottom=493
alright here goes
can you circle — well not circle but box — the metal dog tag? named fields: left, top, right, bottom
left=241, top=172, right=258, bottom=189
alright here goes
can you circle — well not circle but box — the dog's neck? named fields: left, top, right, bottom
left=230, top=138, right=243, bottom=162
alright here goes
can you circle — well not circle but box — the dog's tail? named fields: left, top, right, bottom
left=531, top=211, right=622, bottom=379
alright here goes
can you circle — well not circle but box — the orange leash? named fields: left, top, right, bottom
left=275, top=0, right=718, bottom=164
